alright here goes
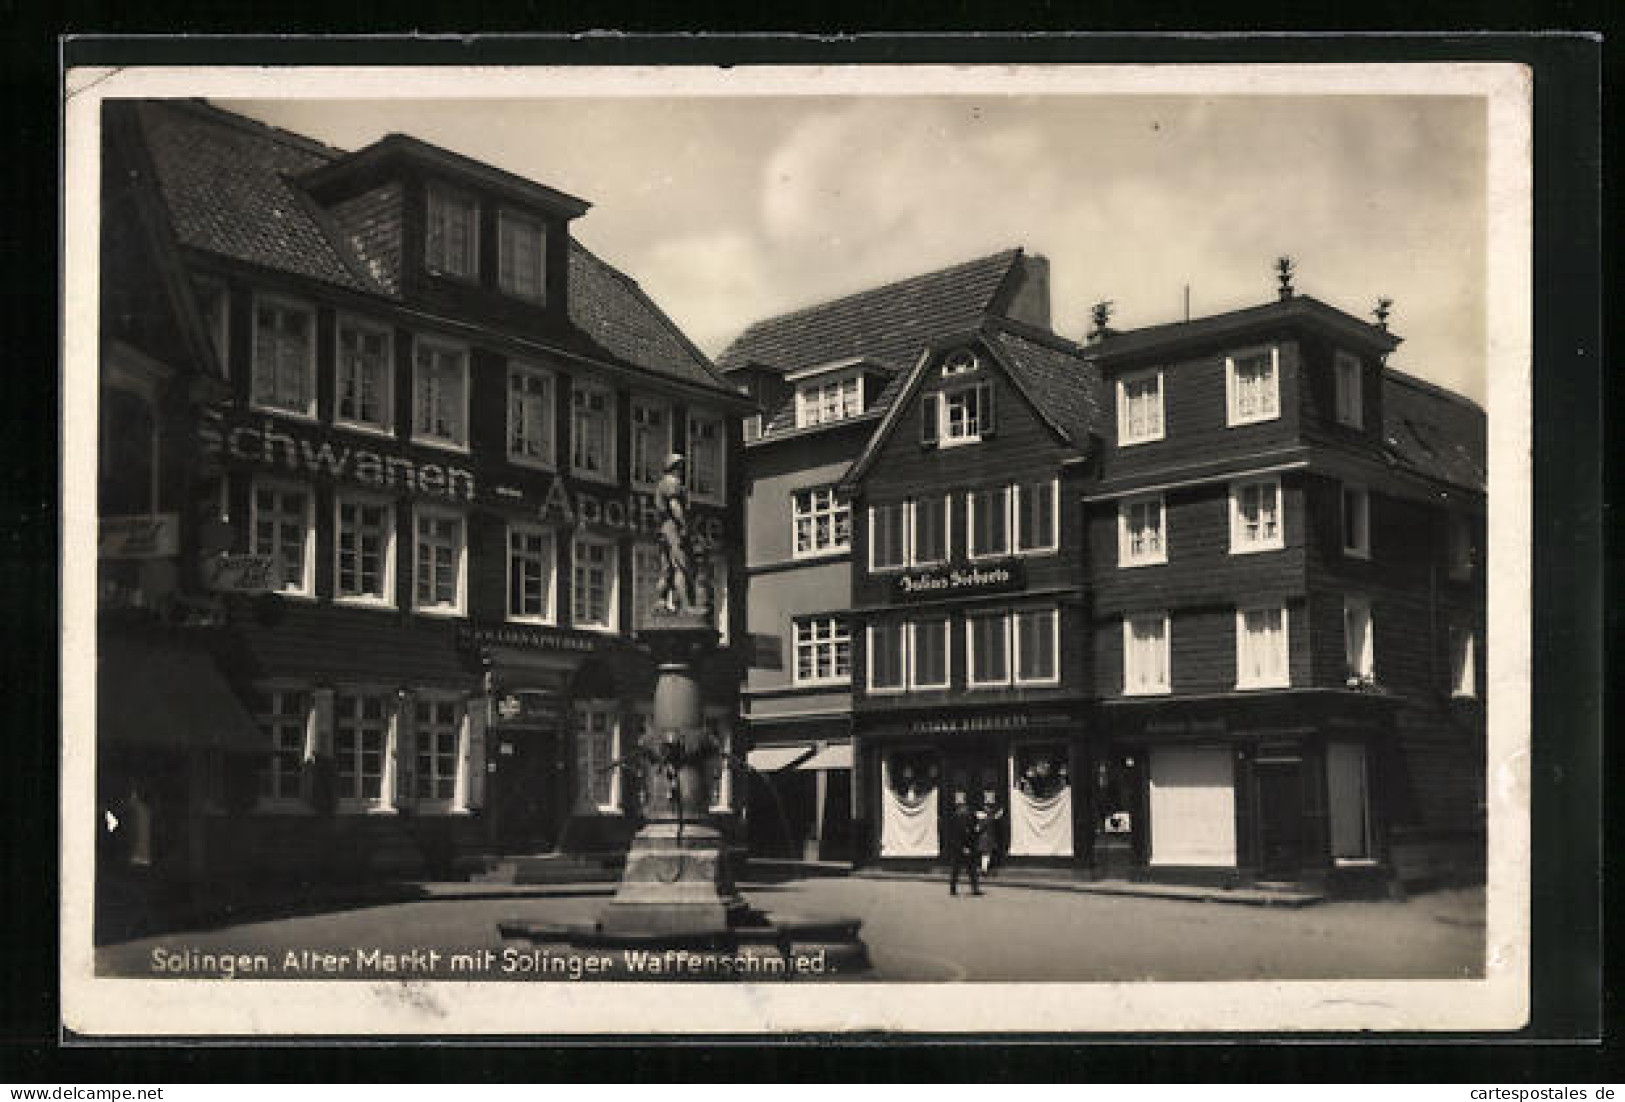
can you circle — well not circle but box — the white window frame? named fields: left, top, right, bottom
left=629, top=540, right=665, bottom=629
left=965, top=611, right=1013, bottom=689
left=571, top=534, right=620, bottom=633
left=940, top=382, right=990, bottom=447
left=1014, top=479, right=1059, bottom=555
left=506, top=362, right=555, bottom=470
left=411, top=693, right=465, bottom=813
left=792, top=486, right=852, bottom=559
left=570, top=382, right=618, bottom=484
left=411, top=336, right=470, bottom=451
left=1225, top=344, right=1282, bottom=427
left=686, top=409, right=727, bottom=505
left=249, top=477, right=316, bottom=598
left=1118, top=493, right=1168, bottom=568
left=967, top=485, right=1012, bottom=561
left=941, top=349, right=980, bottom=377
left=505, top=522, right=557, bottom=625
left=425, top=184, right=479, bottom=280
left=1341, top=483, right=1371, bottom=559
left=411, top=505, right=466, bottom=617
left=496, top=208, right=547, bottom=303
left=575, top=701, right=622, bottom=814
left=908, top=494, right=952, bottom=567
left=332, top=687, right=394, bottom=813
left=1235, top=604, right=1291, bottom=690
left=1344, top=596, right=1375, bottom=683
left=868, top=502, right=909, bottom=573
left=1450, top=624, right=1477, bottom=698
left=1122, top=613, right=1171, bottom=696
left=793, top=616, right=852, bottom=687
left=1012, top=606, right=1061, bottom=686
left=629, top=396, right=673, bottom=490
left=865, top=621, right=908, bottom=694
left=1334, top=350, right=1364, bottom=428
left=1116, top=368, right=1165, bottom=446
left=333, top=314, right=394, bottom=435
left=1229, top=476, right=1285, bottom=554
left=254, top=683, right=310, bottom=811
left=249, top=293, right=317, bottom=418
left=795, top=372, right=864, bottom=428
left=908, top=616, right=951, bottom=690
left=333, top=492, right=397, bottom=608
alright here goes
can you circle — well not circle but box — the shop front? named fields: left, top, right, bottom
left=742, top=720, right=854, bottom=863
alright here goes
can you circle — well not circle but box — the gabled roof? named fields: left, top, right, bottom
left=715, top=248, right=1027, bottom=376
left=1381, top=368, right=1485, bottom=492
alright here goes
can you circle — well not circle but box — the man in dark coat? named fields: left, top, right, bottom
left=947, top=790, right=984, bottom=896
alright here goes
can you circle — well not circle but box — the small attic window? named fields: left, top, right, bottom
left=942, top=349, right=980, bottom=377
left=426, top=184, right=479, bottom=280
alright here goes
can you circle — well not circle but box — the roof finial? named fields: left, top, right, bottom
left=1089, top=299, right=1114, bottom=335
left=1274, top=256, right=1296, bottom=300
left=1373, top=295, right=1394, bottom=331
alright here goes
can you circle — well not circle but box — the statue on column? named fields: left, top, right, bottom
left=654, top=452, right=698, bottom=615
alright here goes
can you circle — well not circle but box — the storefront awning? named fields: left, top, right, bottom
left=746, top=745, right=816, bottom=772
left=797, top=744, right=853, bottom=771
left=98, top=633, right=263, bottom=754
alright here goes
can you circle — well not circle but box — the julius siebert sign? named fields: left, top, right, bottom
left=893, top=561, right=1026, bottom=601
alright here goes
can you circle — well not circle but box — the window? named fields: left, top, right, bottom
left=1226, top=346, right=1281, bottom=425
left=413, top=338, right=469, bottom=448
left=1014, top=607, right=1059, bottom=685
left=333, top=691, right=390, bottom=808
left=869, top=502, right=908, bottom=571
left=867, top=621, right=906, bottom=692
left=1448, top=514, right=1476, bottom=580
left=571, top=384, right=616, bottom=481
left=793, top=487, right=851, bottom=557
left=497, top=209, right=546, bottom=302
left=413, top=697, right=462, bottom=807
left=1123, top=614, right=1170, bottom=696
left=942, top=349, right=979, bottom=376
left=795, top=616, right=852, bottom=686
left=1450, top=624, right=1477, bottom=698
left=507, top=364, right=554, bottom=467
left=251, top=297, right=315, bottom=415
left=1230, top=477, right=1284, bottom=553
left=426, top=185, right=478, bottom=279
left=1236, top=605, right=1290, bottom=689
left=911, top=495, right=950, bottom=566
left=1014, top=480, right=1058, bottom=554
left=576, top=702, right=621, bottom=812
left=1334, top=351, right=1364, bottom=428
left=629, top=542, right=664, bottom=628
left=967, top=611, right=1011, bottom=687
left=910, top=617, right=950, bottom=689
left=251, top=480, right=314, bottom=596
left=629, top=398, right=671, bottom=488
left=412, top=507, right=465, bottom=615
left=335, top=495, right=395, bottom=605
left=507, top=524, right=556, bottom=623
left=572, top=535, right=618, bottom=631
left=1119, top=494, right=1167, bottom=567
left=796, top=374, right=862, bottom=427
left=704, top=709, right=734, bottom=813
left=335, top=317, right=393, bottom=432
left=255, top=688, right=308, bottom=804
left=687, top=411, right=725, bottom=503
left=1117, top=369, right=1165, bottom=445
left=1342, top=484, right=1371, bottom=558
left=941, top=382, right=995, bottom=445
left=968, top=486, right=1010, bottom=559
left=1344, top=596, right=1374, bottom=683
left=743, top=413, right=763, bottom=442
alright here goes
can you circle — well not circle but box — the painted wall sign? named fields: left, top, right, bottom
left=893, top=561, right=1026, bottom=601
left=458, top=622, right=606, bottom=654
left=100, top=514, right=180, bottom=559
left=906, top=711, right=1073, bottom=736
left=535, top=474, right=727, bottom=550
left=201, top=552, right=277, bottom=593
left=1142, top=718, right=1228, bottom=737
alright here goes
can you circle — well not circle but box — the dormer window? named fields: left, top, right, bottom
left=497, top=209, right=547, bottom=303
left=942, top=349, right=980, bottom=377
left=425, top=184, right=478, bottom=280
left=796, top=372, right=862, bottom=428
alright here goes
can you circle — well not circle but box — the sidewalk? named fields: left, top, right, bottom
left=849, top=867, right=1325, bottom=907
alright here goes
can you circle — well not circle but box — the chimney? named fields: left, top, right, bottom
left=999, top=254, right=1051, bottom=330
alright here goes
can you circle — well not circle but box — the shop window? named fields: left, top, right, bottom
left=968, top=486, right=1011, bottom=559
left=795, top=616, right=851, bottom=686
left=251, top=296, right=316, bottom=416
left=866, top=621, right=906, bottom=692
left=1344, top=596, right=1374, bottom=684
left=1229, top=476, right=1284, bottom=553
left=911, top=495, right=950, bottom=565
left=1334, top=350, right=1364, bottom=429
left=334, top=691, right=390, bottom=809
left=507, top=523, right=556, bottom=623
left=413, top=697, right=462, bottom=808
left=413, top=507, right=466, bottom=616
left=1225, top=345, right=1280, bottom=426
left=796, top=372, right=862, bottom=428
left=1118, top=494, right=1167, bottom=567
left=251, top=479, right=314, bottom=597
left=1450, top=624, right=1477, bottom=698
left=909, top=616, right=950, bottom=689
left=1014, top=607, right=1059, bottom=685
left=334, top=494, right=395, bottom=606
left=571, top=383, right=616, bottom=482
left=576, top=702, right=621, bottom=813
left=1123, top=613, right=1170, bottom=696
left=629, top=397, right=671, bottom=489
left=1010, top=743, right=1073, bottom=858
left=413, top=338, right=469, bottom=449
left=1341, top=484, right=1371, bottom=559
left=880, top=749, right=939, bottom=859
left=571, top=535, right=619, bottom=632
left=686, top=411, right=726, bottom=504
left=1117, top=368, right=1164, bottom=445
left=1015, top=480, right=1058, bottom=554
left=1236, top=605, right=1290, bottom=689
left=255, top=687, right=308, bottom=806
left=869, top=502, right=908, bottom=571
left=794, top=486, right=851, bottom=557
left=335, top=317, right=393, bottom=432
left=426, top=184, right=478, bottom=279
left=966, top=611, right=1011, bottom=688
left=497, top=209, right=546, bottom=302
left=507, top=363, right=554, bottom=468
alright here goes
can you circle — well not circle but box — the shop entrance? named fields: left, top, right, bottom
left=940, top=750, right=1008, bottom=864
left=1254, top=756, right=1306, bottom=880
left=486, top=727, right=567, bottom=854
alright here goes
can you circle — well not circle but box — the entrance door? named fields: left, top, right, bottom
left=941, top=750, right=1007, bottom=859
left=1254, top=758, right=1305, bottom=880
left=486, top=727, right=565, bottom=853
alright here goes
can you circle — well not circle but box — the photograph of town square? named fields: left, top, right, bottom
left=86, top=85, right=1490, bottom=987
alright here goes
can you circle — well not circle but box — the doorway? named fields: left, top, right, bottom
left=1254, top=757, right=1305, bottom=880
left=486, top=727, right=566, bottom=854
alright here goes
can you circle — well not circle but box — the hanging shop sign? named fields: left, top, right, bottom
left=893, top=561, right=1026, bottom=601
left=99, top=514, right=180, bottom=559
left=201, top=552, right=277, bottom=593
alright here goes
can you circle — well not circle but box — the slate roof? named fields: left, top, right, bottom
left=128, top=100, right=733, bottom=397
left=1381, top=368, right=1486, bottom=491
left=715, top=249, right=1024, bottom=375
left=985, top=321, right=1101, bottom=448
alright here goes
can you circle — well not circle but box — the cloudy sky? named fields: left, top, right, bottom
left=226, top=92, right=1487, bottom=401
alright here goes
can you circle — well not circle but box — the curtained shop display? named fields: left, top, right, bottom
left=1009, top=743, right=1073, bottom=857
left=880, top=750, right=939, bottom=858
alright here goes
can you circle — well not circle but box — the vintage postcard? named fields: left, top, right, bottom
left=61, top=58, right=1532, bottom=1035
